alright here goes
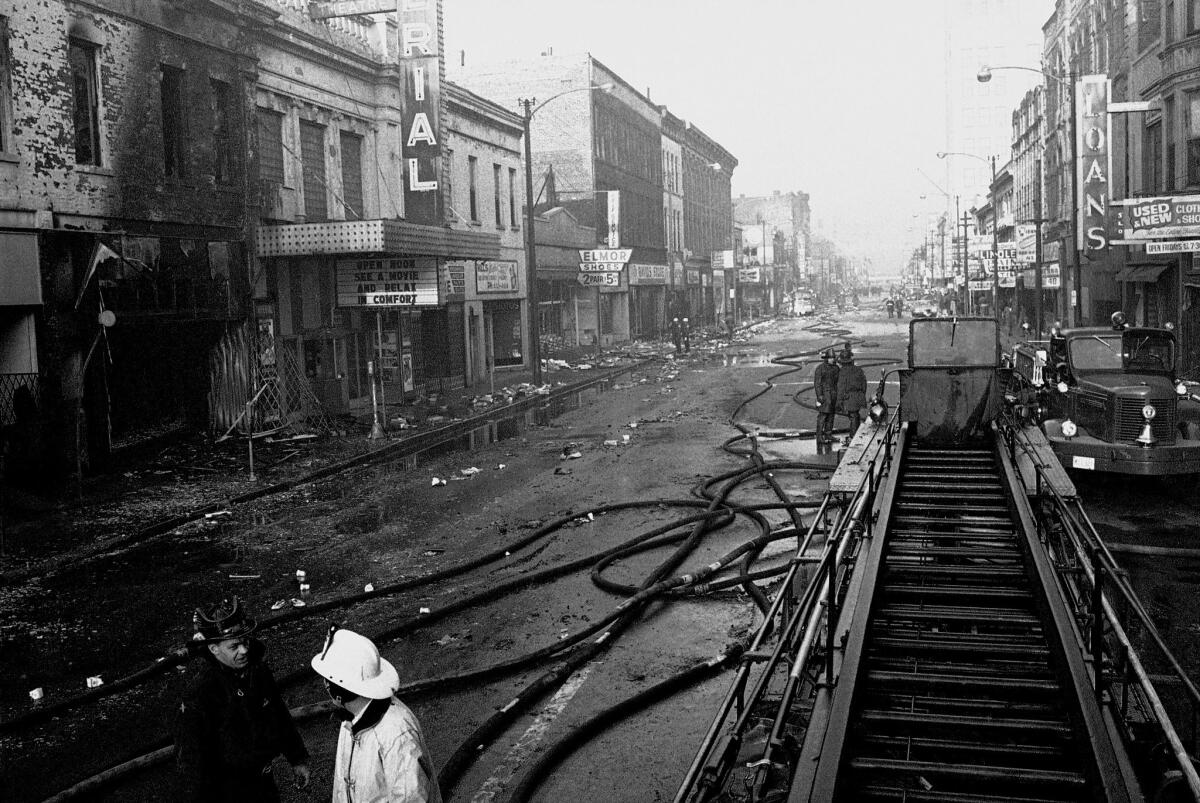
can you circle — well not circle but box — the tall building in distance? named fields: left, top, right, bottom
left=943, top=0, right=1052, bottom=207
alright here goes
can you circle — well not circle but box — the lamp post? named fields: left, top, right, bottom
left=519, top=83, right=614, bottom=385
left=978, top=64, right=1077, bottom=326
left=938, top=150, right=999, bottom=321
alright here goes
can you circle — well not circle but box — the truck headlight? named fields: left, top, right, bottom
left=1176, top=381, right=1188, bottom=396
left=1056, top=381, right=1069, bottom=393
left=1061, top=419, right=1077, bottom=438
left=1143, top=404, right=1157, bottom=421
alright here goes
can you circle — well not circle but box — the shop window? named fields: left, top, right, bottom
left=340, top=131, right=364, bottom=219
left=68, top=38, right=102, bottom=165
left=1190, top=0, right=1200, bottom=31
left=1166, top=95, right=1176, bottom=189
left=300, top=121, right=327, bottom=221
left=210, top=80, right=233, bottom=184
left=161, top=65, right=185, bottom=178
left=468, top=155, right=478, bottom=221
left=257, top=109, right=284, bottom=185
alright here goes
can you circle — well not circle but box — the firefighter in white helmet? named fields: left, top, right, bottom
left=311, top=626, right=441, bottom=803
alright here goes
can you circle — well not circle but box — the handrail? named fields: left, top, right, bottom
left=998, top=412, right=1200, bottom=798
left=674, top=412, right=901, bottom=801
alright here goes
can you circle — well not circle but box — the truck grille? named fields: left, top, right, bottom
left=1115, top=396, right=1176, bottom=444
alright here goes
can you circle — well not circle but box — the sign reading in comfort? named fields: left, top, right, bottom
left=336, top=257, right=439, bottom=307
left=1116, top=197, right=1200, bottom=239
left=399, top=0, right=442, bottom=224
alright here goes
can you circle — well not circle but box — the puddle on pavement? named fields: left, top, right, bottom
left=720, top=352, right=786, bottom=367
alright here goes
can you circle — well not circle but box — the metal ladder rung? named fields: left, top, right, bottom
left=859, top=709, right=1073, bottom=735
left=849, top=757, right=1087, bottom=787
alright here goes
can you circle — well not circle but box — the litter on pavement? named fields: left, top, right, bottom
left=431, top=477, right=447, bottom=486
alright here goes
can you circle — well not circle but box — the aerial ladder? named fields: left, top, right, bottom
left=677, top=317, right=1200, bottom=803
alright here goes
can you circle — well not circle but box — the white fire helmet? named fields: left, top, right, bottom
left=311, top=627, right=399, bottom=700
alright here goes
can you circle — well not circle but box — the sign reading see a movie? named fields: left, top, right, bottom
left=336, top=257, right=440, bottom=307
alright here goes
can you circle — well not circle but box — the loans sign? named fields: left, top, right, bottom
left=336, top=257, right=439, bottom=307
left=1076, top=74, right=1111, bottom=251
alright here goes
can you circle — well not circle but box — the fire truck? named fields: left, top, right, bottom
left=1009, top=313, right=1200, bottom=475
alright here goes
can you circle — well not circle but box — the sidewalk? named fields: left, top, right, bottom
left=0, top=329, right=739, bottom=574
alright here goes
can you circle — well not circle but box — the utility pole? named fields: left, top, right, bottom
left=1033, top=157, right=1044, bottom=337
left=990, top=155, right=999, bottom=323
left=519, top=97, right=542, bottom=385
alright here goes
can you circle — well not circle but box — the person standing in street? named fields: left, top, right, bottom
left=885, top=297, right=894, bottom=318
left=813, top=348, right=840, bottom=444
left=311, top=626, right=441, bottom=803
left=681, top=317, right=691, bottom=353
left=836, top=347, right=867, bottom=446
left=175, top=597, right=310, bottom=802
left=668, top=317, right=683, bottom=354
left=724, top=310, right=735, bottom=340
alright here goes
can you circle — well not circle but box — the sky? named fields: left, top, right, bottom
left=444, top=0, right=967, bottom=276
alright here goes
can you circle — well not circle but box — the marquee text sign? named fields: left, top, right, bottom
left=336, top=257, right=440, bottom=307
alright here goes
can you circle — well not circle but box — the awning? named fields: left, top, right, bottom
left=1114, top=264, right=1168, bottom=283
left=0, top=232, right=43, bottom=305
left=257, top=219, right=500, bottom=260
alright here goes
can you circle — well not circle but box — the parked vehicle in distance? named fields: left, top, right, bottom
left=796, top=293, right=816, bottom=316
left=1009, top=313, right=1200, bottom=475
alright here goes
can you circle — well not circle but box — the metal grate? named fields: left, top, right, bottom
left=0, top=373, right=39, bottom=427
left=1115, top=395, right=1176, bottom=443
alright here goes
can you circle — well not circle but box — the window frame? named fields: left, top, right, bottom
left=1186, top=92, right=1200, bottom=186
left=1144, top=118, right=1164, bottom=194
left=160, top=64, right=186, bottom=179
left=256, top=108, right=285, bottom=186
left=339, top=130, right=364, bottom=220
left=508, top=167, right=518, bottom=228
left=468, top=155, right=478, bottom=222
left=492, top=162, right=503, bottom=227
left=68, top=37, right=103, bottom=166
left=210, top=79, right=233, bottom=184
left=0, top=16, right=12, bottom=156
left=299, top=120, right=328, bottom=222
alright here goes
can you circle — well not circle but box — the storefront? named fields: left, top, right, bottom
left=629, top=263, right=668, bottom=340
left=256, top=219, right=499, bottom=416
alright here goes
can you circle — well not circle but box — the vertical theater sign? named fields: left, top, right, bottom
left=311, top=0, right=443, bottom=224
left=1076, top=74, right=1111, bottom=252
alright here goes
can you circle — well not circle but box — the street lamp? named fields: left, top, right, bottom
left=519, top=83, right=614, bottom=384
left=938, top=150, right=1000, bottom=322
left=978, top=64, right=1077, bottom=328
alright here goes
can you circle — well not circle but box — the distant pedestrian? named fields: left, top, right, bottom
left=681, top=317, right=691, bottom=353
left=724, top=310, right=735, bottom=340
left=895, top=296, right=904, bottom=317
left=885, top=297, right=895, bottom=318
left=836, top=347, right=867, bottom=445
left=1003, top=305, right=1014, bottom=336
left=175, top=597, right=310, bottom=802
left=668, top=317, right=683, bottom=354
left=312, top=627, right=441, bottom=803
left=813, top=348, right=840, bottom=443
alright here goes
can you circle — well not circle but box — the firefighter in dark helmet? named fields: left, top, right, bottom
left=174, top=597, right=310, bottom=802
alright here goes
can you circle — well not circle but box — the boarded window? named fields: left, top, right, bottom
left=257, top=109, right=284, bottom=185
left=211, top=79, right=233, bottom=184
left=300, top=121, right=327, bottom=222
left=1188, top=93, right=1200, bottom=185
left=68, top=38, right=101, bottom=165
left=161, top=65, right=185, bottom=178
left=339, top=131, right=364, bottom=219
